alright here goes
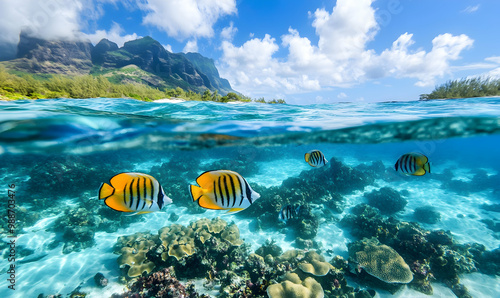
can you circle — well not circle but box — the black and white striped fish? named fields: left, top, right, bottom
left=395, top=153, right=431, bottom=176
left=279, top=204, right=301, bottom=222
left=98, top=172, right=172, bottom=214
left=305, top=150, right=328, bottom=167
left=189, top=170, right=261, bottom=214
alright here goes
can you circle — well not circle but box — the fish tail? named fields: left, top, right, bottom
left=190, top=184, right=204, bottom=201
left=424, top=162, right=431, bottom=174
left=304, top=152, right=311, bottom=162
left=98, top=183, right=115, bottom=200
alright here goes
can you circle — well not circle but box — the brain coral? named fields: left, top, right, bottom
left=267, top=272, right=324, bottom=298
left=351, top=240, right=413, bottom=284
left=298, top=251, right=333, bottom=276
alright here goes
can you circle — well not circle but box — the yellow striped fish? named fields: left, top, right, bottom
left=189, top=170, right=261, bottom=214
left=305, top=150, right=328, bottom=167
left=98, top=172, right=172, bottom=214
left=394, top=153, right=431, bottom=176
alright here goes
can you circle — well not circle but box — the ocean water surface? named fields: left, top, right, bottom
left=0, top=97, right=499, bottom=297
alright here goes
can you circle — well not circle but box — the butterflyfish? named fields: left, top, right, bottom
left=98, top=172, right=172, bottom=214
left=305, top=150, right=328, bottom=167
left=279, top=204, right=301, bottom=222
left=394, top=153, right=431, bottom=176
left=189, top=170, right=261, bottom=214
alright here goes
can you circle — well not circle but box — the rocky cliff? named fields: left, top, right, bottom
left=7, top=31, right=94, bottom=75
left=1, top=33, right=234, bottom=94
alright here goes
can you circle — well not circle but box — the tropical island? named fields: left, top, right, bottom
left=420, top=77, right=500, bottom=100
left=0, top=33, right=285, bottom=104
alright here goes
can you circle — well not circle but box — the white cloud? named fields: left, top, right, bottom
left=486, top=67, right=500, bottom=79
left=337, top=92, right=348, bottom=99
left=462, top=5, right=480, bottom=13
left=0, top=0, right=137, bottom=58
left=183, top=39, right=198, bottom=53
left=312, top=0, right=378, bottom=61
left=140, top=0, right=236, bottom=40
left=485, top=56, right=500, bottom=64
left=374, top=33, right=473, bottom=86
left=163, top=44, right=173, bottom=53
left=220, top=22, right=237, bottom=41
left=219, top=0, right=474, bottom=98
left=0, top=0, right=83, bottom=44
left=82, top=22, right=138, bottom=46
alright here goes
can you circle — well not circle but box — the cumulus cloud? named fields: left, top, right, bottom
left=0, top=0, right=83, bottom=43
left=218, top=0, right=474, bottom=98
left=82, top=22, right=138, bottom=46
left=163, top=44, right=173, bottom=53
left=183, top=39, right=198, bottom=53
left=140, top=0, right=236, bottom=40
left=221, top=22, right=238, bottom=41
left=0, top=0, right=137, bottom=59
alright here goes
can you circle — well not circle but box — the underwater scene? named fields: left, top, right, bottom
left=0, top=97, right=499, bottom=298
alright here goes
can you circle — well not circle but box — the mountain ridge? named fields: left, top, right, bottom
left=0, top=33, right=234, bottom=95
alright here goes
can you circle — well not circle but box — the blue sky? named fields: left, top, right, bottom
left=1, top=0, right=499, bottom=104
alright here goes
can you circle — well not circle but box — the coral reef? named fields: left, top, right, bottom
left=114, top=218, right=249, bottom=282
left=414, top=205, right=441, bottom=224
left=339, top=203, right=498, bottom=297
left=348, top=238, right=413, bottom=284
left=298, top=251, right=334, bottom=276
left=111, top=267, right=198, bottom=298
left=204, top=154, right=259, bottom=177
left=241, top=157, right=373, bottom=249
left=114, top=232, right=158, bottom=278
left=94, top=272, right=108, bottom=288
left=149, top=155, right=205, bottom=213
left=267, top=272, right=324, bottom=298
left=53, top=207, right=97, bottom=254
left=364, top=187, right=407, bottom=215
left=49, top=197, right=141, bottom=254
left=26, top=154, right=121, bottom=205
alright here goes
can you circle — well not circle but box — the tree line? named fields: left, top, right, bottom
left=420, top=77, right=500, bottom=100
left=0, top=66, right=286, bottom=104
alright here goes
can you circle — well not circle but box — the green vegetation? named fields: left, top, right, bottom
left=253, top=97, right=287, bottom=104
left=0, top=66, right=286, bottom=104
left=420, top=77, right=500, bottom=100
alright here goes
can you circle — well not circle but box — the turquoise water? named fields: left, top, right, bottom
left=0, top=97, right=499, bottom=297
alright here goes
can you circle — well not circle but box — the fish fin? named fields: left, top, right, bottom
left=109, top=173, right=136, bottom=189
left=190, top=185, right=204, bottom=201
left=226, top=208, right=244, bottom=214
left=414, top=154, right=429, bottom=167
left=125, top=211, right=153, bottom=216
left=104, top=194, right=134, bottom=212
left=412, top=168, right=426, bottom=176
left=98, top=183, right=115, bottom=200
left=198, top=194, right=225, bottom=210
left=304, top=152, right=310, bottom=162
left=196, top=171, right=222, bottom=188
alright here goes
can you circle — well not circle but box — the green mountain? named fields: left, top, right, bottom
left=181, top=52, right=232, bottom=92
left=1, top=33, right=234, bottom=94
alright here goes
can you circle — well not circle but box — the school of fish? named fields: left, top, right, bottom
left=98, top=150, right=431, bottom=217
